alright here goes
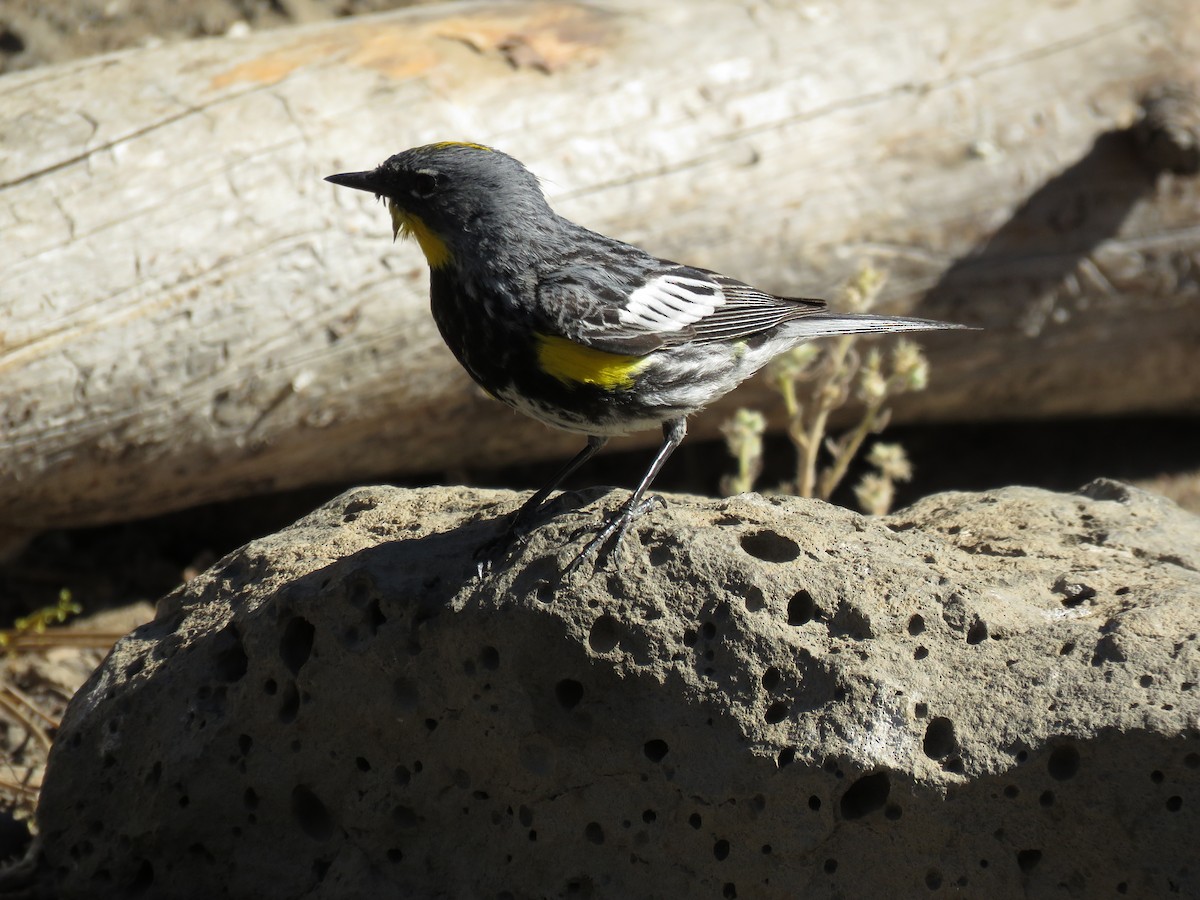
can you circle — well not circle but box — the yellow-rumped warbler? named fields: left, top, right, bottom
left=327, top=142, right=966, bottom=573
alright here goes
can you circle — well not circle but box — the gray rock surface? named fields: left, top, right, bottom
left=32, top=481, right=1200, bottom=898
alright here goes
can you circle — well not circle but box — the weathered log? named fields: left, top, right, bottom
left=1, top=0, right=1197, bottom=528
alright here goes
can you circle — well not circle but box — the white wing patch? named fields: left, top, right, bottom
left=618, top=274, right=725, bottom=332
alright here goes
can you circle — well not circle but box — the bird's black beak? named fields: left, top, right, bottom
left=325, top=170, right=385, bottom=194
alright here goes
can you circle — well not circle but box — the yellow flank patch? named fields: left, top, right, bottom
left=536, top=334, right=648, bottom=390
left=388, top=202, right=451, bottom=269
left=429, top=141, right=493, bottom=153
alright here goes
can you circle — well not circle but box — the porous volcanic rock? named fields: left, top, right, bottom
left=30, top=481, right=1200, bottom=898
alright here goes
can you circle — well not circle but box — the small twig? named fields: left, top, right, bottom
left=0, top=693, right=54, bottom=753
left=0, top=629, right=128, bottom=650
left=2, top=684, right=61, bottom=729
left=799, top=335, right=855, bottom=498
left=817, top=396, right=885, bottom=499
left=0, top=774, right=40, bottom=796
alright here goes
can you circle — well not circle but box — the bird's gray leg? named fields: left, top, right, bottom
left=564, top=418, right=687, bottom=575
left=476, top=435, right=607, bottom=575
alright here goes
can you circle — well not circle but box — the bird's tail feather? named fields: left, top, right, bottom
left=781, top=313, right=973, bottom=339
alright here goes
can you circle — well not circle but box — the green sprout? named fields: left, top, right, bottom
left=0, top=589, right=83, bottom=649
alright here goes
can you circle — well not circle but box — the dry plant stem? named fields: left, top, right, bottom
left=0, top=692, right=54, bottom=753
left=729, top=448, right=758, bottom=496
left=817, top=397, right=887, bottom=499
left=0, top=630, right=129, bottom=649
left=775, top=377, right=807, bottom=492
left=3, top=684, right=60, bottom=729
left=0, top=776, right=39, bottom=797
left=790, top=335, right=856, bottom=498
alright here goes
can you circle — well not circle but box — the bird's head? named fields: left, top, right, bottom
left=325, top=142, right=551, bottom=269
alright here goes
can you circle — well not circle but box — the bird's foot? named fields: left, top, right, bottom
left=474, top=532, right=512, bottom=579
left=562, top=494, right=665, bottom=577
left=474, top=510, right=534, bottom=578
left=474, top=491, right=595, bottom=578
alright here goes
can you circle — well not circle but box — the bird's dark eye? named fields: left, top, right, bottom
left=412, top=170, right=442, bottom=198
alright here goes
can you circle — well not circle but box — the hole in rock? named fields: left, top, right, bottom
left=1017, top=849, right=1042, bottom=871
left=555, top=679, right=584, bottom=710
left=744, top=586, right=766, bottom=612
left=280, top=617, right=315, bottom=675
left=588, top=616, right=620, bottom=653
left=761, top=667, right=781, bottom=691
left=1047, top=744, right=1080, bottom=781
left=643, top=739, right=669, bottom=763
left=740, top=530, right=800, bottom=563
left=292, top=786, right=334, bottom=841
left=764, top=702, right=789, bottom=724
left=840, top=772, right=890, bottom=820
left=922, top=717, right=958, bottom=759
left=787, top=591, right=816, bottom=626
left=213, top=625, right=248, bottom=683
left=0, top=27, right=26, bottom=55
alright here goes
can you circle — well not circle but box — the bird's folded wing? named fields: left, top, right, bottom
left=536, top=263, right=827, bottom=354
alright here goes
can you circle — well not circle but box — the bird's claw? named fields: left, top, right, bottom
left=562, top=494, right=665, bottom=576
left=476, top=493, right=665, bottom=579
left=473, top=510, right=533, bottom=578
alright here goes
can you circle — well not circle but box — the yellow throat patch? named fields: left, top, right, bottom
left=388, top=201, right=451, bottom=269
left=535, top=334, right=648, bottom=390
